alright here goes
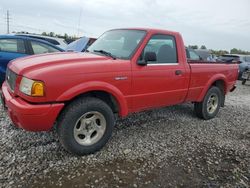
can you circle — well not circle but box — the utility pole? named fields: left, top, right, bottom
left=6, top=10, right=10, bottom=34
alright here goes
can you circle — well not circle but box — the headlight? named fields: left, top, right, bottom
left=19, top=77, right=45, bottom=97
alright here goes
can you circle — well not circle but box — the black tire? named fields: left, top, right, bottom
left=194, top=86, right=222, bottom=120
left=238, top=72, right=243, bottom=80
left=242, top=79, right=246, bottom=85
left=57, top=97, right=115, bottom=156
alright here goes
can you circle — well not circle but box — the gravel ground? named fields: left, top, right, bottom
left=0, top=81, right=250, bottom=188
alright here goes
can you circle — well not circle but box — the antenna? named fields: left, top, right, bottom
left=77, top=8, right=82, bottom=37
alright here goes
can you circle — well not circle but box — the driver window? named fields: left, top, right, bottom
left=0, top=39, right=25, bottom=53
left=143, top=34, right=178, bottom=64
left=31, top=41, right=59, bottom=54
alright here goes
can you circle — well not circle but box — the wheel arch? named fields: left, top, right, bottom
left=56, top=81, right=129, bottom=117
left=197, top=74, right=227, bottom=102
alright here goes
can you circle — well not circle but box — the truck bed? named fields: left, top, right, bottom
left=186, top=61, right=238, bottom=102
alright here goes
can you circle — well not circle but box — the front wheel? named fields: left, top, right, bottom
left=57, top=97, right=115, bottom=156
left=194, top=86, right=222, bottom=120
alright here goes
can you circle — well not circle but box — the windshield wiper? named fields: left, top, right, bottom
left=93, top=50, right=116, bottom=60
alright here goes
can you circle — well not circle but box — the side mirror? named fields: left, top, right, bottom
left=137, top=51, right=157, bottom=66
left=145, top=51, right=157, bottom=62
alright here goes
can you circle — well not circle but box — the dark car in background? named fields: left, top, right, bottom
left=66, top=37, right=96, bottom=52
left=0, top=35, right=64, bottom=83
left=195, top=49, right=217, bottom=62
left=219, top=54, right=250, bottom=79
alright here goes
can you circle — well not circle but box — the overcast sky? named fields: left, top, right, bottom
left=0, top=0, right=250, bottom=51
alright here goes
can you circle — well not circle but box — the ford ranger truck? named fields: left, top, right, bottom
left=1, top=28, right=238, bottom=155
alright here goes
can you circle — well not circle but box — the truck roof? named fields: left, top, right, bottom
left=110, top=28, right=180, bottom=35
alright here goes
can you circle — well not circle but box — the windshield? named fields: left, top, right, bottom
left=88, top=29, right=146, bottom=59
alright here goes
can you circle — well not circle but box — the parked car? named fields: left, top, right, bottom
left=241, top=69, right=250, bottom=85
left=0, top=35, right=64, bottom=83
left=1, top=28, right=238, bottom=155
left=219, top=54, right=250, bottom=79
left=66, top=37, right=96, bottom=52
left=195, top=49, right=217, bottom=62
left=15, top=34, right=68, bottom=49
left=186, top=47, right=202, bottom=61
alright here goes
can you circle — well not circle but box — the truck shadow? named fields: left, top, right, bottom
left=115, top=103, right=195, bottom=130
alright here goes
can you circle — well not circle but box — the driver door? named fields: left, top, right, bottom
left=131, top=34, right=189, bottom=112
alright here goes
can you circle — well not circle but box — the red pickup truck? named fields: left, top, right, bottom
left=1, top=28, right=238, bottom=155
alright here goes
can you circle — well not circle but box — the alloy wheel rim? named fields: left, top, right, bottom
left=73, top=111, right=106, bottom=146
left=207, top=94, right=219, bottom=114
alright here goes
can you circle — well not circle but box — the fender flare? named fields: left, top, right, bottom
left=197, top=74, right=227, bottom=102
left=56, top=81, right=129, bottom=117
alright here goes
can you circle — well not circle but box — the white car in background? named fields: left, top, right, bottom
left=66, top=37, right=96, bottom=52
left=15, top=34, right=68, bottom=49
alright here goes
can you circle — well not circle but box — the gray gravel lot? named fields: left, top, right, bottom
left=0, top=82, right=250, bottom=188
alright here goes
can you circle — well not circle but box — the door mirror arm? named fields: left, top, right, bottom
left=137, top=60, right=148, bottom=66
left=137, top=51, right=157, bottom=66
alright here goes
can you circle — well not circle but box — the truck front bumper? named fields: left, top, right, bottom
left=1, top=82, right=64, bottom=132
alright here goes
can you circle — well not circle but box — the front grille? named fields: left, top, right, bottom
left=6, top=68, right=18, bottom=92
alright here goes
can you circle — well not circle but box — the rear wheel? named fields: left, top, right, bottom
left=57, top=97, right=115, bottom=155
left=194, top=86, right=222, bottom=120
left=242, top=79, right=246, bottom=85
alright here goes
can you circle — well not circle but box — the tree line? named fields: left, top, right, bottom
left=188, top=45, right=250, bottom=56
left=41, top=32, right=78, bottom=43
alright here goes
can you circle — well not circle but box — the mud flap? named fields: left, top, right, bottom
left=221, top=95, right=225, bottom=107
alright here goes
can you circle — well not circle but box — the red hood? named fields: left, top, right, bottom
left=9, top=52, right=110, bottom=75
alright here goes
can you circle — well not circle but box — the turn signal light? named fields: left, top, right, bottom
left=31, top=82, right=44, bottom=97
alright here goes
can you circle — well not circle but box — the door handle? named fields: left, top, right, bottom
left=175, top=70, right=182, bottom=75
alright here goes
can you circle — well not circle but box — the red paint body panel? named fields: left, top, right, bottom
left=129, top=30, right=190, bottom=112
left=2, top=28, right=238, bottom=132
left=186, top=62, right=238, bottom=102
left=2, top=82, right=64, bottom=131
